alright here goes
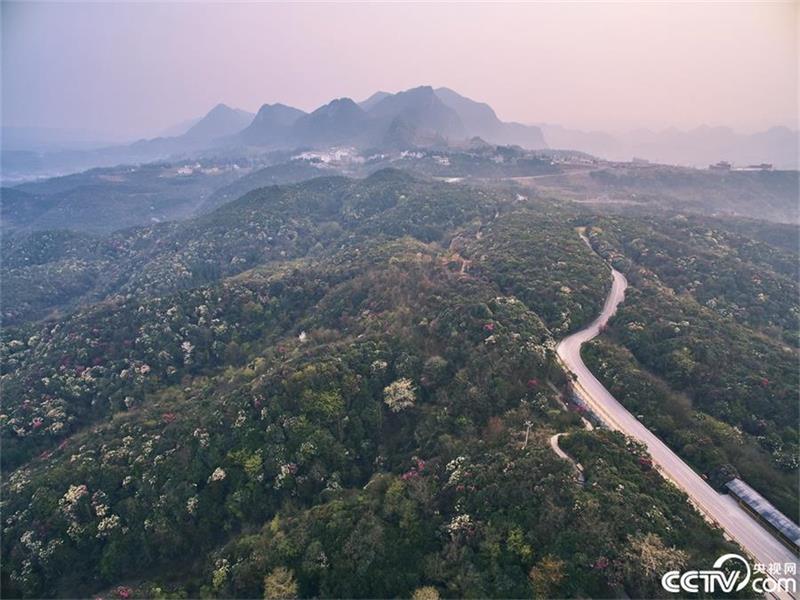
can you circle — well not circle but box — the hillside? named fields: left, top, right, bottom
left=584, top=217, right=799, bottom=516
left=1, top=161, right=245, bottom=234
left=1, top=172, right=747, bottom=598
left=516, top=164, right=800, bottom=224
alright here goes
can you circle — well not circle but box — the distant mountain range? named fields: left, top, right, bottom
left=538, top=123, right=799, bottom=169
left=1, top=86, right=549, bottom=181
left=2, top=86, right=797, bottom=182
left=229, top=86, right=547, bottom=150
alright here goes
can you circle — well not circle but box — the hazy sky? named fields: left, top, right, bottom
left=2, top=2, right=797, bottom=138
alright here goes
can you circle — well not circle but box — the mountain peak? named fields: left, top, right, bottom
left=358, top=91, right=391, bottom=110
left=367, top=86, right=464, bottom=140
left=317, top=97, right=362, bottom=113
left=163, top=86, right=549, bottom=152
left=182, top=104, right=254, bottom=142
left=433, top=86, right=546, bottom=149
left=404, top=85, right=435, bottom=95
left=239, top=103, right=306, bottom=145
left=291, top=98, right=369, bottom=145
left=253, top=103, right=306, bottom=122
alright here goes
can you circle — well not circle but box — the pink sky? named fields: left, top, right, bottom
left=2, top=2, right=797, bottom=137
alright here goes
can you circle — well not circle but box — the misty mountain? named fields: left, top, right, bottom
left=156, top=117, right=202, bottom=138
left=381, top=116, right=443, bottom=149
left=292, top=98, right=372, bottom=146
left=358, top=91, right=391, bottom=111
left=539, top=123, right=799, bottom=168
left=1, top=88, right=551, bottom=182
left=434, top=87, right=547, bottom=149
left=286, top=87, right=465, bottom=149
left=359, top=85, right=548, bottom=149
left=126, top=103, right=254, bottom=152
left=180, top=104, right=254, bottom=143
left=156, top=105, right=254, bottom=142
left=1, top=105, right=256, bottom=182
left=6, top=87, right=796, bottom=185
left=236, top=103, right=307, bottom=146
left=368, top=86, right=465, bottom=140
left=238, top=86, right=546, bottom=151
left=433, top=88, right=496, bottom=137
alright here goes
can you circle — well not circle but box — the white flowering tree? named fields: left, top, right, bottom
left=383, top=378, right=416, bottom=413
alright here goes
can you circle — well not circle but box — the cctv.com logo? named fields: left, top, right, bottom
left=661, top=553, right=797, bottom=595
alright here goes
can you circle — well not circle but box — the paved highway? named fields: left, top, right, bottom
left=556, top=237, right=798, bottom=598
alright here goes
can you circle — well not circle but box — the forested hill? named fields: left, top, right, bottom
left=0, top=171, right=749, bottom=598
left=584, top=217, right=799, bottom=516
left=3, top=170, right=598, bottom=327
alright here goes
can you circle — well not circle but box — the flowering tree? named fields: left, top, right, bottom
left=263, top=567, right=298, bottom=599
left=412, top=586, right=440, bottom=600
left=383, top=378, right=416, bottom=412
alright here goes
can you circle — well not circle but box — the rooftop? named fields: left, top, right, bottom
left=725, top=478, right=800, bottom=547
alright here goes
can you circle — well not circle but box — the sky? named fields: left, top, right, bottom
left=2, top=2, right=797, bottom=139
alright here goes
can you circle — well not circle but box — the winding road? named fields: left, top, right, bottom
left=549, top=433, right=585, bottom=485
left=556, top=233, right=798, bottom=598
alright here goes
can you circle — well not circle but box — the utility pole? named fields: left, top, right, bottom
left=523, top=420, right=533, bottom=449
